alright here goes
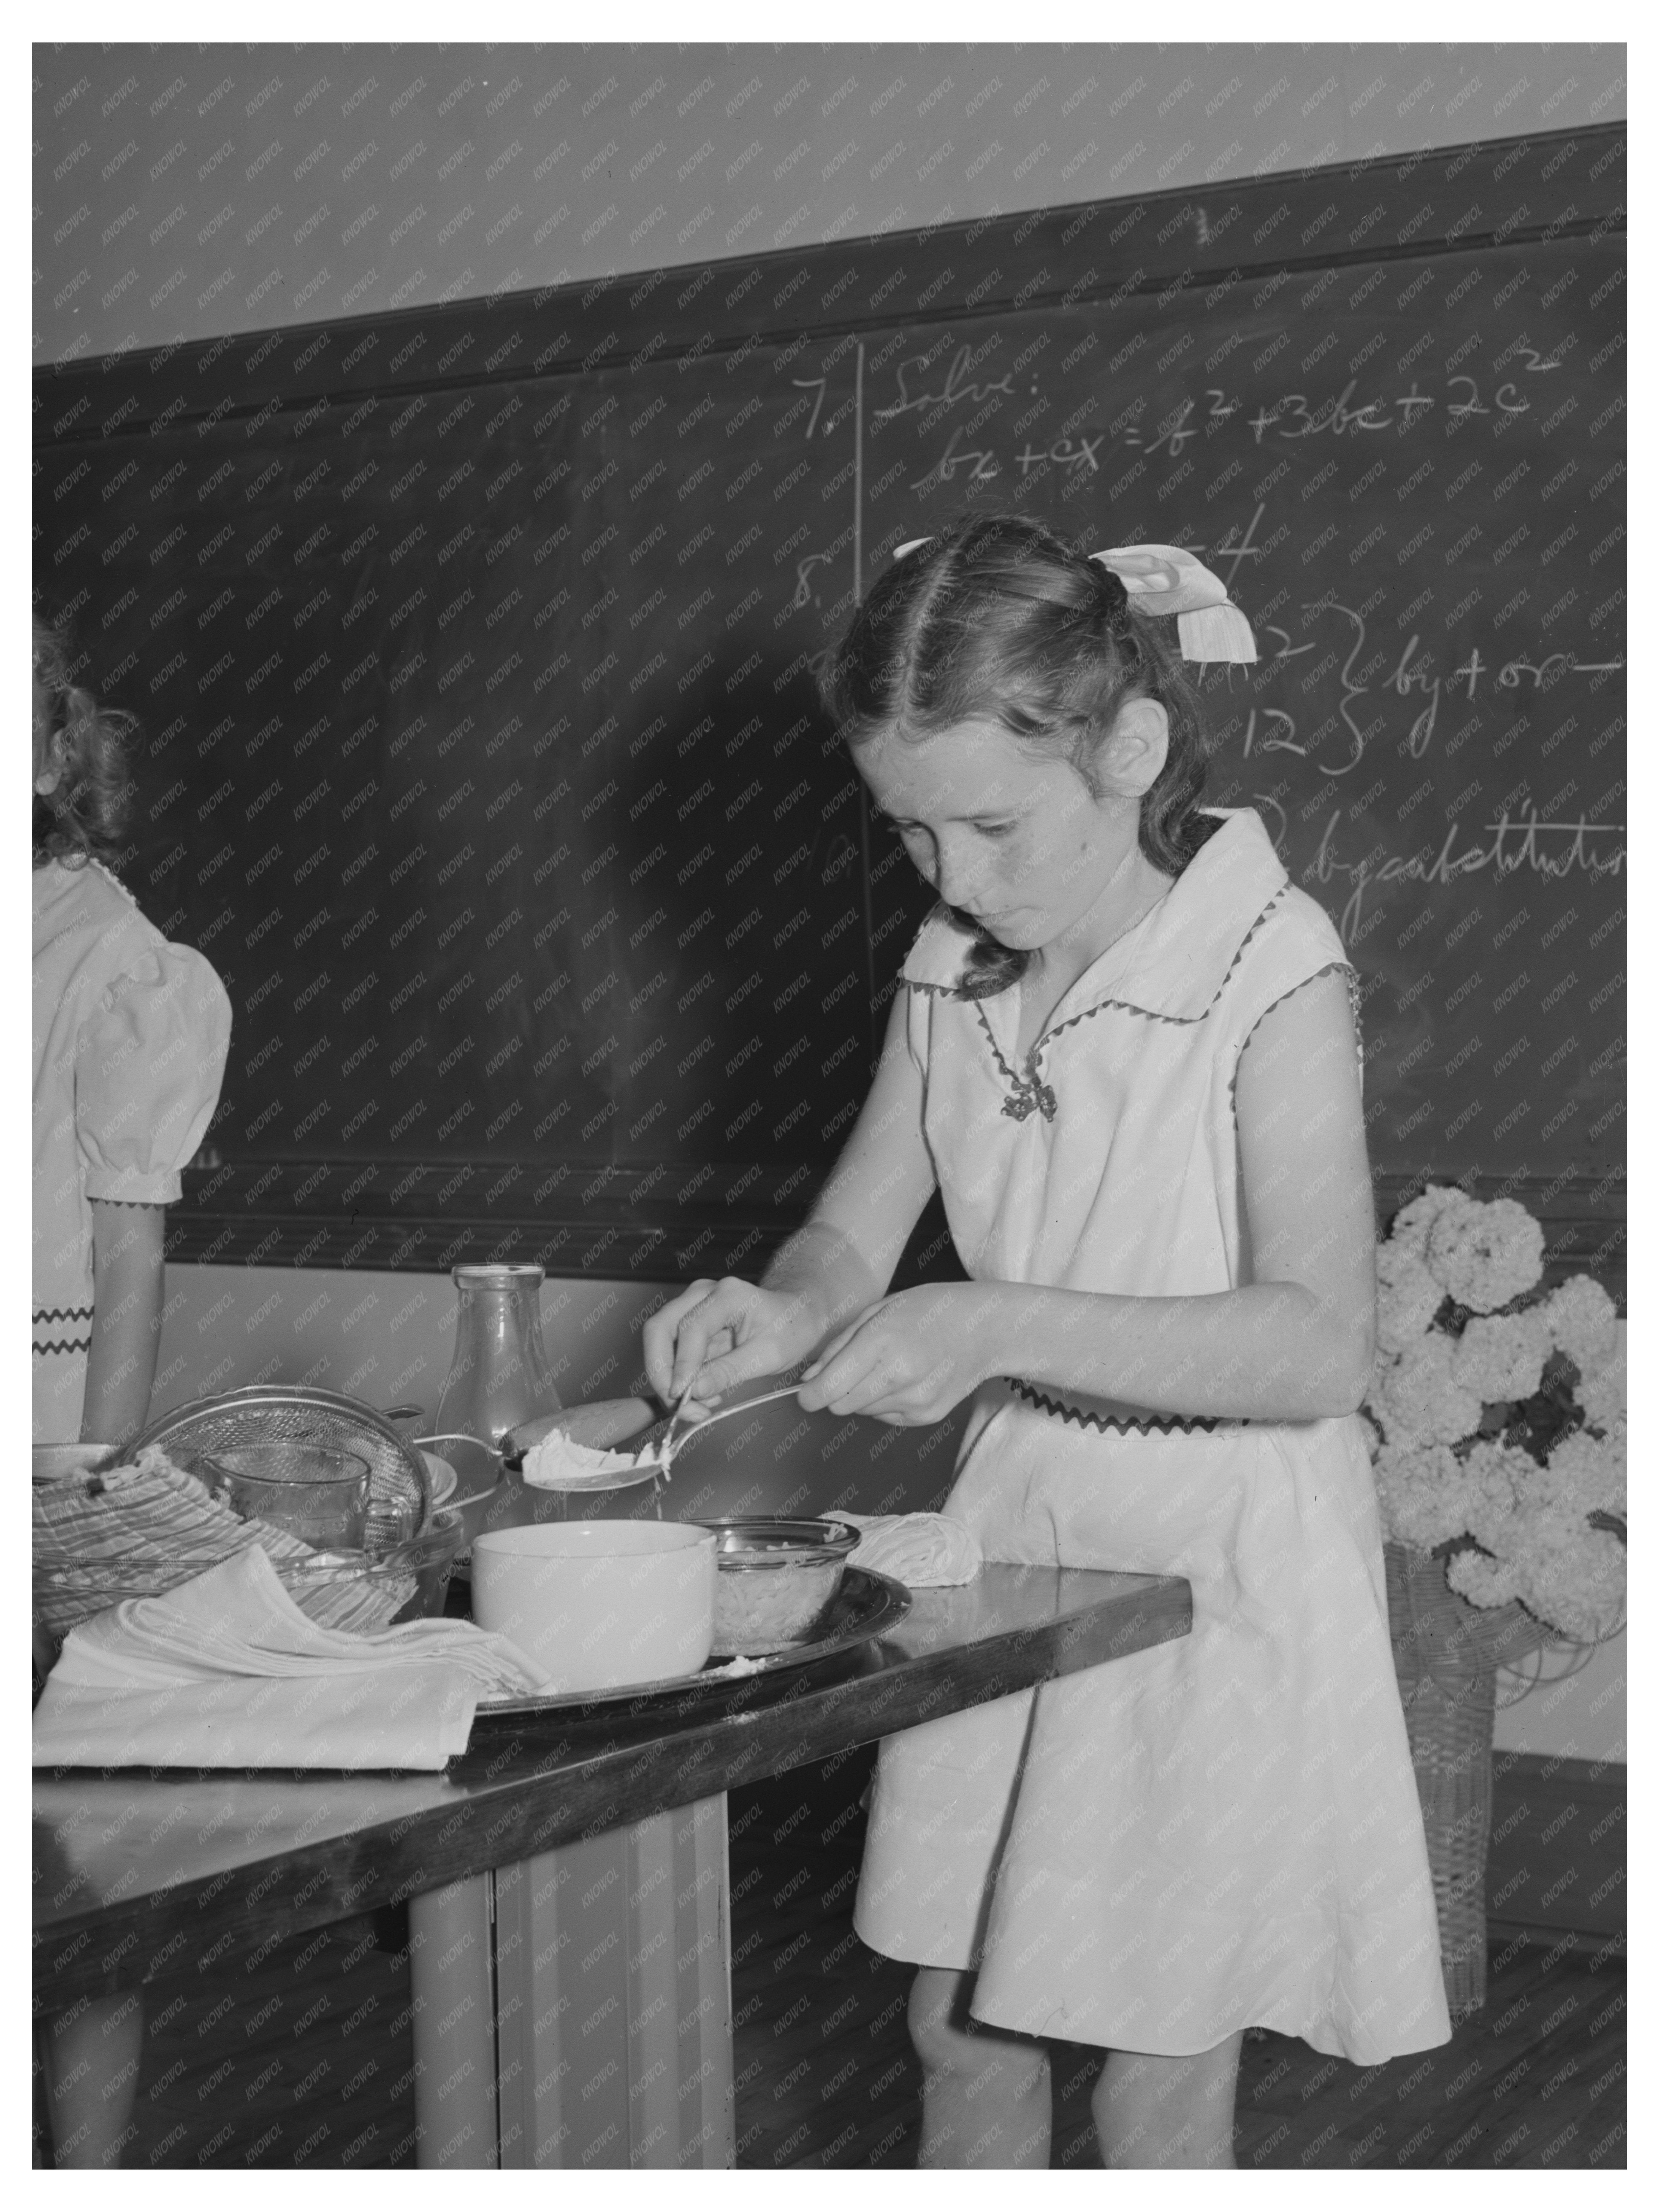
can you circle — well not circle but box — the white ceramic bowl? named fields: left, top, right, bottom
left=470, top=1521, right=717, bottom=1693
left=32, top=1443, right=118, bottom=1484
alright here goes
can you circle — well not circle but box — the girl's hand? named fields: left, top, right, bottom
left=797, top=1285, right=997, bottom=1425
left=642, top=1276, right=829, bottom=1405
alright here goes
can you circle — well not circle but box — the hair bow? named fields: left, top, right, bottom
left=1089, top=545, right=1257, bottom=664
left=889, top=535, right=1255, bottom=663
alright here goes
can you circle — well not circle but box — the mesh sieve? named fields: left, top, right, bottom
left=133, top=1386, right=432, bottom=1546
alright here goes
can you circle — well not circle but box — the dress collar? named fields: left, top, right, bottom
left=32, top=855, right=134, bottom=951
left=32, top=857, right=82, bottom=930
left=903, top=809, right=1290, bottom=1026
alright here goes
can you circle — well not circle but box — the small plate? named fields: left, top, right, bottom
left=419, top=1452, right=460, bottom=1511
left=471, top=1565, right=911, bottom=1719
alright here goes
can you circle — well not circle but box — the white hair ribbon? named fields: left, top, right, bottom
left=1090, top=544, right=1257, bottom=664
left=889, top=534, right=1256, bottom=663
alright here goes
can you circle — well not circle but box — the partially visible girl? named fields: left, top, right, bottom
left=32, top=611, right=232, bottom=2164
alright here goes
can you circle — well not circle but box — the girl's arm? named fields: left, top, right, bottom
left=642, top=987, right=937, bottom=1402
left=80, top=1200, right=166, bottom=1446
left=800, top=969, right=1377, bottom=1425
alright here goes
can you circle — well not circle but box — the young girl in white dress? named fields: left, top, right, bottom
left=32, top=613, right=232, bottom=2164
left=645, top=513, right=1450, bottom=2168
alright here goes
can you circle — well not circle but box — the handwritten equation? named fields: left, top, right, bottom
left=1220, top=553, right=1625, bottom=774
left=836, top=338, right=1580, bottom=494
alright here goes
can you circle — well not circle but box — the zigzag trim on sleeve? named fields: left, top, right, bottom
left=1228, top=959, right=1362, bottom=1120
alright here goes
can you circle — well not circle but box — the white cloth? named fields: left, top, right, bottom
left=854, top=810, right=1451, bottom=2064
left=838, top=1512, right=982, bottom=1586
left=32, top=857, right=231, bottom=1441
left=31, top=1546, right=545, bottom=1771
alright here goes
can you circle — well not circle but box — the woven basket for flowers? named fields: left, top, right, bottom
left=1385, top=1540, right=1551, bottom=2016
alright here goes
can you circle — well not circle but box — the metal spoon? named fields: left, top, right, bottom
left=511, top=1375, right=807, bottom=1482
left=636, top=1381, right=807, bottom=1476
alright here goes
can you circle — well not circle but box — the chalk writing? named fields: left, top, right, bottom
left=1308, top=808, right=1626, bottom=941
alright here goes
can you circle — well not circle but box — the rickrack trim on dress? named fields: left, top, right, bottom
left=1226, top=960, right=1364, bottom=1122
left=973, top=1004, right=1058, bottom=1123
left=915, top=887, right=1293, bottom=1125
left=34, top=1303, right=96, bottom=1359
left=1009, top=1378, right=1239, bottom=1435
left=1035, top=887, right=1291, bottom=1044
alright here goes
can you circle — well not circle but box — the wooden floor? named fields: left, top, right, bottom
left=726, top=1751, right=1628, bottom=2172
left=41, top=1905, right=423, bottom=2171
left=41, top=1745, right=1625, bottom=2170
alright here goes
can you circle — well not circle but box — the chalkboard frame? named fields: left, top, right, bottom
left=33, top=123, right=1625, bottom=1295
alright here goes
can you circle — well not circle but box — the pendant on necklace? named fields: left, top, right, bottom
left=1002, top=1077, right=1058, bottom=1124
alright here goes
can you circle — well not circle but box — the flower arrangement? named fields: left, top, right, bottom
left=1365, top=1186, right=1626, bottom=1645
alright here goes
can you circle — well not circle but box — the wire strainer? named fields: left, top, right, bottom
left=133, top=1385, right=432, bottom=1546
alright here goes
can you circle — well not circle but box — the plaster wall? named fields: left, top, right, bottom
left=34, top=41, right=1625, bottom=364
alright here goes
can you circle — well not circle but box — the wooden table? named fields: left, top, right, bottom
left=34, top=1563, right=1189, bottom=2169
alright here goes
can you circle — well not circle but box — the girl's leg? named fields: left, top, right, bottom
left=909, top=1966, right=1051, bottom=2169
left=43, top=1995, right=143, bottom=2168
left=1092, top=2032, right=1244, bottom=2169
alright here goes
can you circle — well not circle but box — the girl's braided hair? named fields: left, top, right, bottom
left=818, top=511, right=1220, bottom=995
left=32, top=611, right=133, bottom=868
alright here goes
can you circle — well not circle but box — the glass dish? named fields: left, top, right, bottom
left=702, top=1517, right=859, bottom=1657
left=33, top=1507, right=469, bottom=1645
left=193, top=1444, right=371, bottom=1548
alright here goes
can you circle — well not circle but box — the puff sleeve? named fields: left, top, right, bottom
left=76, top=944, right=233, bottom=1205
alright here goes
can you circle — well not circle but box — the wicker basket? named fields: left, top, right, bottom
left=1385, top=1540, right=1549, bottom=2015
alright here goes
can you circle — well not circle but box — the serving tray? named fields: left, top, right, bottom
left=470, top=1566, right=910, bottom=1721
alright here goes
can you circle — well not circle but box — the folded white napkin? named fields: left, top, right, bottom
left=31, top=1546, right=545, bottom=1772
left=837, top=1512, right=982, bottom=1587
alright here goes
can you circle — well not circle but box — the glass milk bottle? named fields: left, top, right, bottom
left=435, top=1263, right=565, bottom=1535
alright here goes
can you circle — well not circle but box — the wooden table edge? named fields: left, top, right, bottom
left=33, top=1569, right=1190, bottom=2006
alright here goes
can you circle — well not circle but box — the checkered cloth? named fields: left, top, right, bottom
left=34, top=1446, right=405, bottom=1637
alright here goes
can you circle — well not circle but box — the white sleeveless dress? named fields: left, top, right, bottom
left=852, top=810, right=1451, bottom=2064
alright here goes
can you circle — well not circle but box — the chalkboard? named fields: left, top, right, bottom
left=33, top=123, right=1624, bottom=1288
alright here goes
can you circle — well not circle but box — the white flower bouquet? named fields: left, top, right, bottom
left=1365, top=1186, right=1626, bottom=1645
